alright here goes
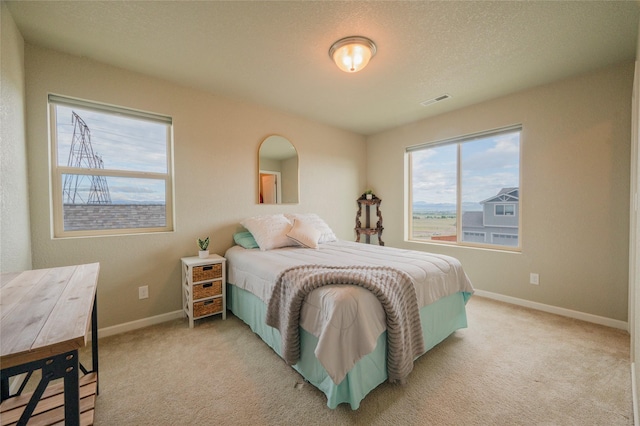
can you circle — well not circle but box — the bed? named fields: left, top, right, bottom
left=225, top=213, right=474, bottom=409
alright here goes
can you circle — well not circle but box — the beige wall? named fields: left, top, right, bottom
left=24, top=44, right=366, bottom=328
left=367, top=61, right=633, bottom=322
left=0, top=2, right=32, bottom=273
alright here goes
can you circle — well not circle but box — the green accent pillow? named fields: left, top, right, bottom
left=233, top=231, right=259, bottom=249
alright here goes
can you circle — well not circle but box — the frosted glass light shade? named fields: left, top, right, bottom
left=329, top=36, right=377, bottom=73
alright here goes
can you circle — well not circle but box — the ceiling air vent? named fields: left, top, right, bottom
left=420, top=94, right=451, bottom=107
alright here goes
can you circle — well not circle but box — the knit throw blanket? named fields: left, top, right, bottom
left=265, top=265, right=425, bottom=384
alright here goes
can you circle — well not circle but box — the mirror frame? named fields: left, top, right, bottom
left=258, top=135, right=299, bottom=204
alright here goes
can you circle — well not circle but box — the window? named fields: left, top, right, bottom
left=407, top=125, right=521, bottom=250
left=495, top=204, right=515, bottom=216
left=49, top=95, right=174, bottom=237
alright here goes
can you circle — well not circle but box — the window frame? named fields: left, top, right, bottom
left=406, top=124, right=522, bottom=251
left=49, top=94, right=175, bottom=238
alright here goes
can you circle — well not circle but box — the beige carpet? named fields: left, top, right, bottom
left=86, top=296, right=631, bottom=425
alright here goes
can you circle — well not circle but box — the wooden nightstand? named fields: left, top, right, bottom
left=181, top=255, right=226, bottom=328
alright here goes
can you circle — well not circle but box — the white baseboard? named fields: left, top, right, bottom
left=473, top=290, right=629, bottom=331
left=96, top=293, right=627, bottom=338
left=633, top=362, right=639, bottom=426
left=91, top=310, right=184, bottom=340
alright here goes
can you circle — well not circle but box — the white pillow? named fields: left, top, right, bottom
left=240, top=214, right=294, bottom=251
left=287, top=219, right=321, bottom=249
left=284, top=213, right=337, bottom=244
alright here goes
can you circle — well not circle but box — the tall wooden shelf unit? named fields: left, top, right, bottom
left=355, top=194, right=384, bottom=245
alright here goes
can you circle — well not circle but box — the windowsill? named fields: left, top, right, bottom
left=405, top=238, right=522, bottom=254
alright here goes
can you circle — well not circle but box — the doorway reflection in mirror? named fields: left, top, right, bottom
left=258, top=135, right=299, bottom=204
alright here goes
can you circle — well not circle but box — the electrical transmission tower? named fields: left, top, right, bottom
left=62, top=111, right=112, bottom=204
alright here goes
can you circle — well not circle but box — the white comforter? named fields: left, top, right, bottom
left=225, top=240, right=474, bottom=384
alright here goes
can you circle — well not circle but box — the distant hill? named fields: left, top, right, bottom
left=412, top=201, right=481, bottom=213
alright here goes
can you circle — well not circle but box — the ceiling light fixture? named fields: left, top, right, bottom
left=329, top=36, right=377, bottom=73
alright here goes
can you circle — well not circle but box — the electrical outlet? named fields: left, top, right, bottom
left=529, top=273, right=539, bottom=285
left=138, top=285, right=149, bottom=299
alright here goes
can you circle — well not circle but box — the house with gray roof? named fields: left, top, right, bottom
left=462, top=187, right=519, bottom=247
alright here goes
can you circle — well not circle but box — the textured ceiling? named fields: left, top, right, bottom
left=6, top=1, right=640, bottom=135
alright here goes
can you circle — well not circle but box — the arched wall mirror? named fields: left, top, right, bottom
left=258, top=135, right=299, bottom=204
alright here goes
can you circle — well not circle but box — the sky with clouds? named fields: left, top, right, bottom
left=411, top=130, right=520, bottom=210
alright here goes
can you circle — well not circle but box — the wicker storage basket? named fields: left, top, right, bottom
left=193, top=298, right=222, bottom=317
left=192, top=263, right=222, bottom=282
left=193, top=280, right=222, bottom=300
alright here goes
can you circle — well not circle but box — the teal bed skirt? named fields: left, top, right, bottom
left=227, top=283, right=471, bottom=410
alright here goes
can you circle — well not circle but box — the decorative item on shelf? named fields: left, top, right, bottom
left=197, top=236, right=210, bottom=258
left=364, top=189, right=374, bottom=200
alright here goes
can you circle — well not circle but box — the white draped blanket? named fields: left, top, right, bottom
left=265, top=265, right=425, bottom=384
left=225, top=240, right=475, bottom=384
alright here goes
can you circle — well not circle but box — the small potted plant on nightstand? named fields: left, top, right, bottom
left=197, top=236, right=210, bottom=258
